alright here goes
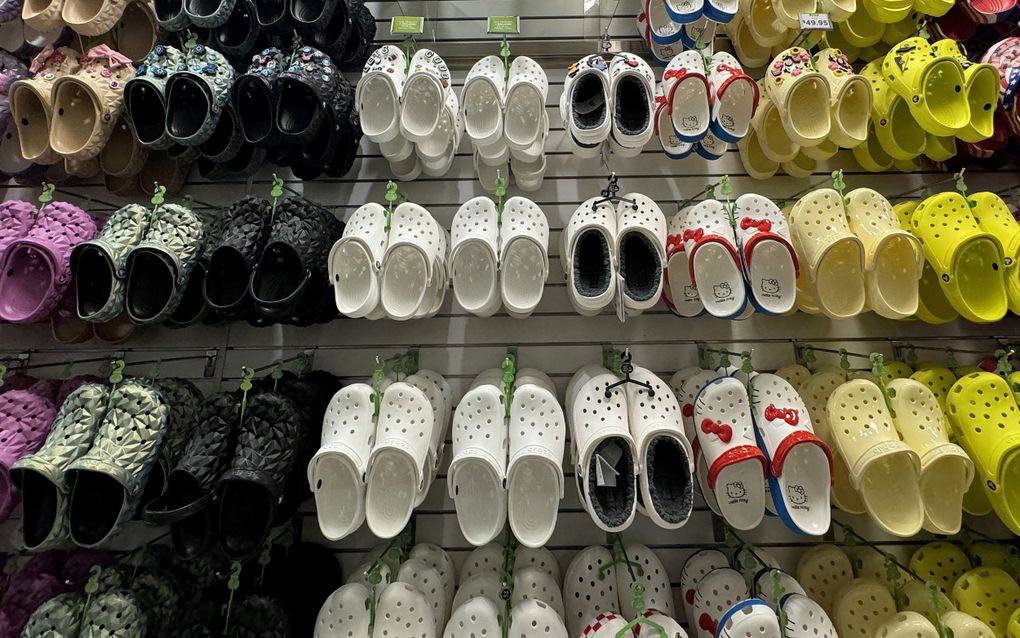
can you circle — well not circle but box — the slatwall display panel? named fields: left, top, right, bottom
left=2, top=0, right=1020, bottom=627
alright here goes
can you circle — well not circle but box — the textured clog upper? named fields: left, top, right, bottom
left=21, top=592, right=83, bottom=638
left=203, top=195, right=271, bottom=315
left=0, top=379, right=60, bottom=516
left=0, top=51, right=29, bottom=93
left=0, top=200, right=35, bottom=265
left=80, top=590, right=147, bottom=638
left=274, top=46, right=339, bottom=142
left=126, top=45, right=187, bottom=150
left=165, top=44, right=235, bottom=146
left=224, top=391, right=301, bottom=498
left=71, top=203, right=151, bottom=322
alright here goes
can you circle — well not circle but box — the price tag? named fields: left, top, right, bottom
left=390, top=16, right=424, bottom=34
left=487, top=16, right=520, bottom=34
left=798, top=12, right=833, bottom=29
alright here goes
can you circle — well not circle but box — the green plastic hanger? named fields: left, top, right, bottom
left=839, top=348, right=850, bottom=382
left=371, top=356, right=386, bottom=417
left=270, top=175, right=284, bottom=221
left=720, top=175, right=735, bottom=227
left=237, top=366, right=255, bottom=426
left=955, top=169, right=975, bottom=209
left=500, top=36, right=511, bottom=82
left=870, top=353, right=897, bottom=417
left=495, top=174, right=507, bottom=226
left=501, top=350, right=517, bottom=419
left=35, top=182, right=54, bottom=218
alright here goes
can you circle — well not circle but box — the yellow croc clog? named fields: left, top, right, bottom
left=861, top=0, right=914, bottom=22
left=775, top=363, right=812, bottom=391
left=801, top=371, right=867, bottom=513
left=943, top=611, right=997, bottom=638
left=753, top=84, right=801, bottom=162
left=969, top=542, right=1020, bottom=572
left=895, top=157, right=922, bottom=172
left=910, top=193, right=1008, bottom=323
left=819, top=0, right=856, bottom=21
left=925, top=133, right=958, bottom=161
left=910, top=366, right=956, bottom=410
left=827, top=379, right=924, bottom=536
left=1009, top=607, right=1020, bottom=638
left=900, top=581, right=957, bottom=625
left=839, top=8, right=886, bottom=47
left=742, top=0, right=790, bottom=46
left=861, top=41, right=895, bottom=60
left=946, top=372, right=1020, bottom=534
left=846, top=188, right=924, bottom=319
left=796, top=544, right=855, bottom=616
left=834, top=578, right=899, bottom=638
left=862, top=60, right=928, bottom=160
left=964, top=475, right=996, bottom=516
left=773, top=0, right=817, bottom=28
left=932, top=40, right=1000, bottom=143
left=914, top=0, right=953, bottom=15
left=952, top=568, right=1020, bottom=637
left=883, top=361, right=914, bottom=381
left=790, top=190, right=867, bottom=318
left=853, top=120, right=898, bottom=171
left=911, top=542, right=973, bottom=593
left=766, top=48, right=832, bottom=147
left=816, top=48, right=872, bottom=148
left=890, top=379, right=975, bottom=535
left=728, top=15, right=773, bottom=69
left=738, top=129, right=780, bottom=179
left=883, top=14, right=920, bottom=44
left=782, top=151, right=816, bottom=177
left=877, top=612, right=942, bottom=638
left=970, top=192, right=1020, bottom=314
left=894, top=200, right=960, bottom=324
left=884, top=37, right=971, bottom=136
left=801, top=137, right=839, bottom=159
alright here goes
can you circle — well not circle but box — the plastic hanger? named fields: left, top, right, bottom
left=499, top=529, right=519, bottom=638
left=603, top=347, right=655, bottom=398
left=593, top=173, right=638, bottom=211
left=501, top=349, right=517, bottom=419
left=34, top=182, right=54, bottom=218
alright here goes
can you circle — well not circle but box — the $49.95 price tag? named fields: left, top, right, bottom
left=798, top=12, right=833, bottom=29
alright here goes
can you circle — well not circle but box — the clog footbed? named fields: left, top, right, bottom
left=733, top=194, right=798, bottom=315
left=815, top=48, right=871, bottom=148
left=795, top=545, right=853, bottom=616
left=826, top=379, right=924, bottom=536
left=625, top=368, right=694, bottom=529
left=694, top=376, right=767, bottom=530
left=782, top=152, right=816, bottom=178
left=449, top=378, right=507, bottom=546
left=683, top=199, right=748, bottom=319
left=833, top=578, right=898, bottom=638
left=765, top=48, right=831, bottom=147
left=909, top=193, right=1007, bottom=323
left=970, top=192, right=1020, bottom=314
left=839, top=8, right=884, bottom=47
left=800, top=371, right=866, bottom=513
left=925, top=133, right=958, bottom=162
left=753, top=89, right=801, bottom=163
left=789, top=189, right=866, bottom=319
left=952, top=568, right=1020, bottom=636
left=910, top=542, right=972, bottom=593
left=931, top=40, right=999, bottom=143
left=681, top=549, right=731, bottom=623
left=449, top=197, right=500, bottom=316
left=507, top=382, right=566, bottom=547
left=861, top=60, right=927, bottom=161
left=942, top=611, right=997, bottom=638
left=738, top=129, right=780, bottom=180
left=782, top=594, right=839, bottom=638
left=800, top=137, right=838, bottom=160
left=693, top=568, right=750, bottom=638
left=499, top=197, right=549, bottom=318
left=564, top=546, right=619, bottom=638
left=945, top=372, right=1020, bottom=534
left=887, top=379, right=973, bottom=534
left=883, top=38, right=970, bottom=136
left=845, top=188, right=923, bottom=319
left=749, top=373, right=832, bottom=535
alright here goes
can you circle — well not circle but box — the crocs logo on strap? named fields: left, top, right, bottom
left=764, top=404, right=799, bottom=425
left=699, top=614, right=717, bottom=634
left=701, top=418, right=732, bottom=442
left=683, top=228, right=704, bottom=242
left=739, top=217, right=772, bottom=232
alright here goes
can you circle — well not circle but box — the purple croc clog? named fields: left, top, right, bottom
left=0, top=200, right=98, bottom=324
left=0, top=378, right=60, bottom=520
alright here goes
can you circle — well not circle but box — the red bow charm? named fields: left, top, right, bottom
left=701, top=418, right=733, bottom=443
left=764, top=404, right=799, bottom=425
left=682, top=403, right=694, bottom=417
left=683, top=228, right=704, bottom=243
left=715, top=63, right=743, bottom=78
left=663, top=67, right=688, bottom=82
left=699, top=614, right=718, bottom=634
left=740, top=217, right=772, bottom=232
left=666, top=234, right=683, bottom=255
left=685, top=589, right=696, bottom=604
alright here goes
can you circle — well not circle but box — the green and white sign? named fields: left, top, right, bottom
left=390, top=16, right=424, bottom=34
left=487, top=16, right=520, bottom=34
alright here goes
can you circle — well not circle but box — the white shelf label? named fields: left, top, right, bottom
left=798, top=12, right=833, bottom=30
